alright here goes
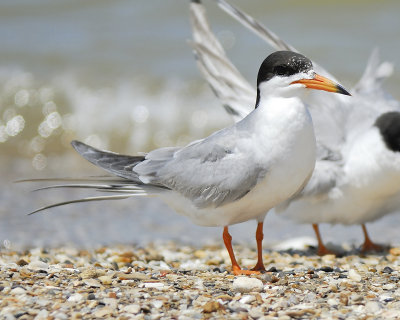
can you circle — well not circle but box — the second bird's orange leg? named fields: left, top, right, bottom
left=312, top=224, right=335, bottom=256
left=361, top=224, right=384, bottom=252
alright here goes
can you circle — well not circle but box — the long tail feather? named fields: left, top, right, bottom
left=32, top=183, right=147, bottom=193
left=32, top=183, right=129, bottom=192
left=28, top=194, right=135, bottom=215
left=16, top=176, right=128, bottom=184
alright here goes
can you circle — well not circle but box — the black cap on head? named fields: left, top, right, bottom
left=257, top=51, right=313, bottom=86
left=375, top=111, right=400, bottom=152
left=255, top=51, right=313, bottom=108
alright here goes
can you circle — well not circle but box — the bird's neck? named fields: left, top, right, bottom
left=255, top=84, right=305, bottom=109
left=248, top=93, right=312, bottom=137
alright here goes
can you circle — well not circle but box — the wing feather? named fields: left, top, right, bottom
left=71, top=140, right=145, bottom=181
left=134, top=129, right=268, bottom=208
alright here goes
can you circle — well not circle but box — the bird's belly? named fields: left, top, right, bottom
left=163, top=125, right=316, bottom=227
left=331, top=182, right=400, bottom=224
left=230, top=133, right=316, bottom=223
left=279, top=179, right=400, bottom=225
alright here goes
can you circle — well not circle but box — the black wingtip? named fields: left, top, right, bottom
left=71, top=140, right=86, bottom=151
left=71, top=140, right=100, bottom=156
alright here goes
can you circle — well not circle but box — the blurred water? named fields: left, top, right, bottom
left=1, top=0, right=400, bottom=249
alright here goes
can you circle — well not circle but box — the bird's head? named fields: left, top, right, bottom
left=255, top=51, right=350, bottom=107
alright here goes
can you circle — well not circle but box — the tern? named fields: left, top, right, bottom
left=190, top=0, right=400, bottom=254
left=28, top=50, right=350, bottom=274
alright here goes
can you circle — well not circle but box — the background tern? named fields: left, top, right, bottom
left=190, top=0, right=400, bottom=254
left=29, top=50, right=349, bottom=274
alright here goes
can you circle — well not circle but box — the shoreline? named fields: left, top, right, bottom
left=2, top=243, right=400, bottom=319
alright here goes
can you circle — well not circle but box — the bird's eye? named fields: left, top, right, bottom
left=274, top=65, right=291, bottom=76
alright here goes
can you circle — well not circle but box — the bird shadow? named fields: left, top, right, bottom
left=273, top=242, right=391, bottom=258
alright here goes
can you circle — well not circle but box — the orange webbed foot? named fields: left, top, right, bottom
left=316, top=244, right=336, bottom=256
left=360, top=224, right=386, bottom=253
left=250, top=262, right=266, bottom=273
left=361, top=241, right=385, bottom=253
left=232, top=265, right=261, bottom=275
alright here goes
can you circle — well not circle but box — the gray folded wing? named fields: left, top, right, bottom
left=135, top=130, right=268, bottom=209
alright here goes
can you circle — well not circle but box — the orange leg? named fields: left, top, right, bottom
left=223, top=226, right=260, bottom=275
left=361, top=224, right=384, bottom=252
left=312, top=224, right=335, bottom=256
left=251, top=222, right=266, bottom=272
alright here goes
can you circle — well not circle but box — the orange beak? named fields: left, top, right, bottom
left=291, top=73, right=351, bottom=96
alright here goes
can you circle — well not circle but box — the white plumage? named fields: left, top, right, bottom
left=30, top=48, right=350, bottom=273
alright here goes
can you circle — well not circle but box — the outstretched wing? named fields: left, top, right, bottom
left=213, top=0, right=334, bottom=79
left=343, top=49, right=400, bottom=143
left=190, top=0, right=254, bottom=121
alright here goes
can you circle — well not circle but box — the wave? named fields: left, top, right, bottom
left=0, top=67, right=233, bottom=170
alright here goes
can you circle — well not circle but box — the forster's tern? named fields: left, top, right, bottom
left=29, top=50, right=349, bottom=274
left=190, top=0, right=400, bottom=254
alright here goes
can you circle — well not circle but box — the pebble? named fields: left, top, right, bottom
left=123, top=304, right=141, bottom=314
left=319, top=266, right=334, bottom=272
left=67, top=293, right=83, bottom=302
left=117, top=272, right=149, bottom=280
left=10, top=287, right=26, bottom=295
left=87, top=293, right=96, bottom=300
left=232, top=277, right=263, bottom=293
left=248, top=307, right=264, bottom=319
left=27, top=260, right=49, bottom=270
left=53, top=312, right=68, bottom=320
left=93, top=307, right=113, bottom=317
left=152, top=300, right=164, bottom=309
left=34, top=309, right=49, bottom=320
left=365, top=301, right=381, bottom=313
left=383, top=283, right=396, bottom=290
left=203, top=301, right=224, bottom=313
left=16, top=259, right=28, bottom=266
left=1, top=243, right=400, bottom=319
left=239, top=295, right=256, bottom=304
left=83, top=279, right=101, bottom=288
left=98, top=275, right=113, bottom=285
left=380, top=294, right=394, bottom=302
left=142, top=282, right=165, bottom=289
left=383, top=266, right=394, bottom=274
left=348, top=269, right=362, bottom=281
left=80, top=267, right=98, bottom=279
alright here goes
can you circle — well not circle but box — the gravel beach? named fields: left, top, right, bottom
left=2, top=243, right=400, bottom=319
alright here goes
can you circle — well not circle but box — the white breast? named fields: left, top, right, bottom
left=163, top=96, right=316, bottom=227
